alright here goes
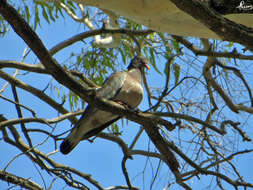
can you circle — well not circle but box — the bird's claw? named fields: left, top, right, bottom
left=116, top=101, right=130, bottom=109
left=116, top=101, right=141, bottom=113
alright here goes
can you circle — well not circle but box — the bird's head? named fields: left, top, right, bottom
left=127, top=56, right=150, bottom=71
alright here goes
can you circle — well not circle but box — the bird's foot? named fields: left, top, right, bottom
left=116, top=101, right=130, bottom=109
left=116, top=101, right=141, bottom=114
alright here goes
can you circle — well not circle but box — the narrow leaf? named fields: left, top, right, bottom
left=173, top=63, right=181, bottom=85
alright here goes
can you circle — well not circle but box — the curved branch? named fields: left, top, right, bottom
left=0, top=111, right=83, bottom=127
left=0, top=93, right=36, bottom=116
left=0, top=60, right=46, bottom=73
left=97, top=132, right=163, bottom=160
left=170, top=0, right=253, bottom=50
left=121, top=156, right=133, bottom=190
left=97, top=133, right=132, bottom=158
left=49, top=28, right=154, bottom=55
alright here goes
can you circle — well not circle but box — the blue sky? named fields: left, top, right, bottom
left=1, top=3, right=253, bottom=190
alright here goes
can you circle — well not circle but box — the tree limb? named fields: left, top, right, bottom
left=0, top=169, right=43, bottom=190
left=170, top=0, right=253, bottom=51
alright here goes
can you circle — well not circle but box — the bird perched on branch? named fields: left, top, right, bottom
left=60, top=56, right=150, bottom=154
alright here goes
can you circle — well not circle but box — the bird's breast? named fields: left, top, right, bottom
left=115, top=81, right=143, bottom=108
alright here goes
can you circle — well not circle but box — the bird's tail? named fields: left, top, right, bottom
left=60, top=127, right=82, bottom=155
left=60, top=115, right=121, bottom=154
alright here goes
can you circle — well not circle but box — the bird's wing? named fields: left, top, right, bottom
left=60, top=71, right=127, bottom=154
left=96, top=71, right=128, bottom=99
left=70, top=70, right=128, bottom=133
left=70, top=70, right=128, bottom=131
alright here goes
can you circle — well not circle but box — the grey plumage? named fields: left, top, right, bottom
left=60, top=56, right=149, bottom=154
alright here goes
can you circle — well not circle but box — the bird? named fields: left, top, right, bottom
left=60, top=56, right=150, bottom=154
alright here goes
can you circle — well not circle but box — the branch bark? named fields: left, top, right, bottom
left=170, top=0, right=253, bottom=50
left=0, top=169, right=43, bottom=190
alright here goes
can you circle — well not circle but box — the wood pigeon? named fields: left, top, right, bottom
left=60, top=56, right=149, bottom=154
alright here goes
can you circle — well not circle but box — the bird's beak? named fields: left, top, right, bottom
left=144, top=64, right=150, bottom=70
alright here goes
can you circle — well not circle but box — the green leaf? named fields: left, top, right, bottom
left=171, top=38, right=180, bottom=53
left=55, top=86, right=60, bottom=97
left=47, top=6, right=56, bottom=22
left=69, top=91, right=74, bottom=111
left=77, top=55, right=82, bottom=66
left=41, top=5, right=50, bottom=24
left=173, top=63, right=181, bottom=85
left=34, top=5, right=40, bottom=29
left=144, top=47, right=162, bottom=75
left=24, top=5, right=30, bottom=24
left=110, top=123, right=120, bottom=136
left=73, top=93, right=79, bottom=108
left=225, top=41, right=234, bottom=49
left=164, top=61, right=171, bottom=77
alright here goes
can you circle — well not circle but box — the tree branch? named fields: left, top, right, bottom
left=49, top=28, right=154, bottom=55
left=0, top=70, right=77, bottom=124
left=173, top=35, right=253, bottom=60
left=0, top=111, right=83, bottom=128
left=0, top=169, right=43, bottom=190
left=170, top=0, right=253, bottom=51
left=0, top=60, right=46, bottom=73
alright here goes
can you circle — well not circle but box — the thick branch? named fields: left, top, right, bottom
left=0, top=169, right=43, bottom=190
left=0, top=61, right=46, bottom=73
left=49, top=28, right=154, bottom=55
left=170, top=0, right=253, bottom=50
left=143, top=122, right=179, bottom=171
